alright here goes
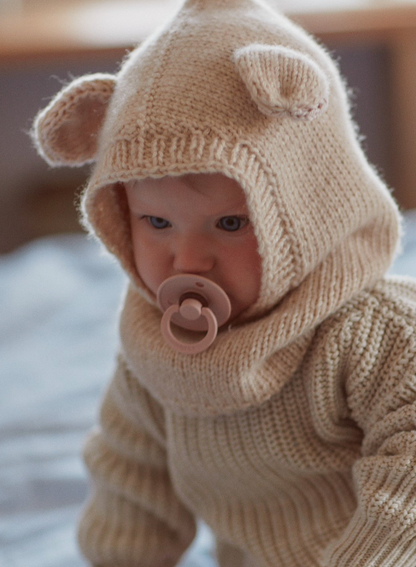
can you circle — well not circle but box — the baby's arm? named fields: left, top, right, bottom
left=78, top=354, right=196, bottom=567
left=322, top=282, right=416, bottom=567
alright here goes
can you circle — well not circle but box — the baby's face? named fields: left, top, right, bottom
left=125, top=173, right=262, bottom=322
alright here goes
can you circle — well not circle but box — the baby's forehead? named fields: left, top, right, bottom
left=126, top=173, right=249, bottom=210
left=128, top=172, right=242, bottom=190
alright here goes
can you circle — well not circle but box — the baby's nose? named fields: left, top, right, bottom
left=173, top=236, right=214, bottom=274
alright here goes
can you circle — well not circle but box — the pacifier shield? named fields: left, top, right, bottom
left=157, top=274, right=231, bottom=331
left=157, top=274, right=232, bottom=354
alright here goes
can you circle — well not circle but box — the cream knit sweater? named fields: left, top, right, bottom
left=31, top=0, right=416, bottom=565
left=75, top=277, right=416, bottom=567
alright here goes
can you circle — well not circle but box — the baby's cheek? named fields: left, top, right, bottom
left=231, top=241, right=260, bottom=280
left=132, top=239, right=159, bottom=291
left=241, top=239, right=262, bottom=295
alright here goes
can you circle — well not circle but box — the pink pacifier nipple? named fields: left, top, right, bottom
left=157, top=274, right=231, bottom=354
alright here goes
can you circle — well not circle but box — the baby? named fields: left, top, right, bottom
left=32, top=0, right=416, bottom=566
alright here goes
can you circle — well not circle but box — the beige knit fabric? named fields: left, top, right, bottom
left=31, top=0, right=416, bottom=566
left=77, top=278, right=416, bottom=567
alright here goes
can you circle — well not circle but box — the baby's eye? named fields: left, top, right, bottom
left=147, top=216, right=171, bottom=229
left=217, top=216, right=248, bottom=232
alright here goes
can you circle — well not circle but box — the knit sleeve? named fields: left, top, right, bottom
left=77, top=354, right=197, bottom=567
left=323, top=290, right=416, bottom=567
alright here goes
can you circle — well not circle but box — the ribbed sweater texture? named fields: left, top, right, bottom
left=30, top=0, right=416, bottom=565
left=77, top=278, right=416, bottom=567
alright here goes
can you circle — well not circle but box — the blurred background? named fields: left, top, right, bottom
left=2, top=0, right=416, bottom=252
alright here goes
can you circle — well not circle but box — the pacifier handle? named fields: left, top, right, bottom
left=161, top=299, right=218, bottom=355
left=157, top=274, right=231, bottom=354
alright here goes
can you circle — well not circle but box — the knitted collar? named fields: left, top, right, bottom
left=120, top=283, right=315, bottom=417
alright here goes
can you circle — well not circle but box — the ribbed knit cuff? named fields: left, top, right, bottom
left=323, top=511, right=416, bottom=567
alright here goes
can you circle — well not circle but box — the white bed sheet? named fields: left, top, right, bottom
left=1, top=210, right=416, bottom=567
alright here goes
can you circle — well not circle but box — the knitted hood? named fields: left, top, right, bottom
left=33, top=0, right=400, bottom=336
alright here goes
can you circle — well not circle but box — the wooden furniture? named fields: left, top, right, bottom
left=2, top=0, right=416, bottom=208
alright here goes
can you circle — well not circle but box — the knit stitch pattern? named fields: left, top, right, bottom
left=78, top=279, right=416, bottom=567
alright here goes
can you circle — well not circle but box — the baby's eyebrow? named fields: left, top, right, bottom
left=128, top=196, right=162, bottom=210
left=213, top=202, right=249, bottom=216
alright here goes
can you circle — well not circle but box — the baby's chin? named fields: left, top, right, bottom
left=225, top=298, right=251, bottom=325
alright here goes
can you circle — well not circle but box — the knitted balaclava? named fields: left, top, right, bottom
left=32, top=0, right=400, bottom=330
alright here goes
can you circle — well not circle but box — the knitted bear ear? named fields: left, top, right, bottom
left=32, top=73, right=116, bottom=167
left=234, top=44, right=329, bottom=120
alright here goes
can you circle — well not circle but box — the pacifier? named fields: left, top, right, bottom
left=157, top=274, right=231, bottom=354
